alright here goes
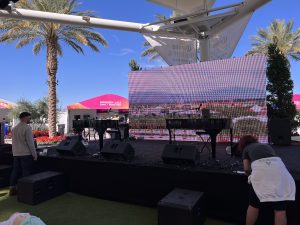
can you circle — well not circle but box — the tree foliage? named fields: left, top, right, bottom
left=266, top=44, right=298, bottom=130
left=0, top=0, right=108, bottom=137
left=10, top=97, right=60, bottom=130
left=129, top=59, right=141, bottom=71
left=247, top=19, right=300, bottom=60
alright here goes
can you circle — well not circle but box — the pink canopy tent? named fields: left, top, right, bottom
left=67, top=94, right=129, bottom=112
left=293, top=94, right=300, bottom=110
left=0, top=98, right=16, bottom=109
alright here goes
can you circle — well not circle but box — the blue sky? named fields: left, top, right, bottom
left=0, top=0, right=299, bottom=109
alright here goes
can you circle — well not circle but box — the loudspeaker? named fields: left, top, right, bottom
left=162, top=144, right=199, bottom=165
left=101, top=141, right=135, bottom=160
left=56, top=136, right=86, bottom=156
left=269, top=118, right=291, bottom=145
left=158, top=188, right=206, bottom=225
left=18, top=171, right=65, bottom=205
left=0, top=165, right=12, bottom=188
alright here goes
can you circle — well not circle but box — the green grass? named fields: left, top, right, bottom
left=0, top=189, right=233, bottom=225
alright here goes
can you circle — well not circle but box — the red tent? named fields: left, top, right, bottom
left=67, top=94, right=129, bottom=112
left=293, top=94, right=300, bottom=110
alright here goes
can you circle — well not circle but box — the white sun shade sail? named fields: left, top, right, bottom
left=148, top=0, right=215, bottom=14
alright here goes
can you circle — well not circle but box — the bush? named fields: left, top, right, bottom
left=32, top=130, right=49, bottom=138
left=35, top=136, right=65, bottom=145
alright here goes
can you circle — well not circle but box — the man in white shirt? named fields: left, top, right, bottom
left=9, top=112, right=37, bottom=196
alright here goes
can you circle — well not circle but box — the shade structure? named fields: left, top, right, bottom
left=0, top=98, right=16, bottom=109
left=67, top=94, right=129, bottom=112
left=293, top=94, right=300, bottom=110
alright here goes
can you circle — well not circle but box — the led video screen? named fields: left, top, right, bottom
left=129, top=55, right=267, bottom=143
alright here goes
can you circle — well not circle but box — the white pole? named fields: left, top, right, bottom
left=0, top=8, right=158, bottom=33
left=199, top=38, right=209, bottom=62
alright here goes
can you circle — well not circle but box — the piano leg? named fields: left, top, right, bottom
left=99, top=131, right=104, bottom=151
left=168, top=129, right=172, bottom=144
left=230, top=128, right=234, bottom=157
left=210, top=134, right=217, bottom=159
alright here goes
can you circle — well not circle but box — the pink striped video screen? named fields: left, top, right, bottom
left=128, top=55, right=267, bottom=143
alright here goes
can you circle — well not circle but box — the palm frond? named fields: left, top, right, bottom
left=57, top=42, right=63, bottom=56
left=247, top=19, right=300, bottom=61
left=141, top=47, right=157, bottom=57
left=86, top=41, right=99, bottom=52
left=63, top=39, right=84, bottom=54
left=16, top=36, right=36, bottom=48
left=32, top=41, right=44, bottom=55
left=1, top=0, right=108, bottom=56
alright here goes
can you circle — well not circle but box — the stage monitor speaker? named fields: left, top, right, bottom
left=269, top=118, right=291, bottom=145
left=101, top=142, right=135, bottom=160
left=162, top=144, right=199, bottom=165
left=18, top=171, right=65, bottom=205
left=56, top=136, right=86, bottom=156
left=158, top=188, right=206, bottom=225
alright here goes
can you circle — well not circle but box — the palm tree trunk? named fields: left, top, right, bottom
left=46, top=37, right=58, bottom=137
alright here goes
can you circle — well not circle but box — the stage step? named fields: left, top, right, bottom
left=158, top=188, right=206, bottom=225
left=0, top=164, right=12, bottom=188
left=17, top=171, right=65, bottom=205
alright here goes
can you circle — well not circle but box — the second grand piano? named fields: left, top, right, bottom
left=166, top=118, right=232, bottom=159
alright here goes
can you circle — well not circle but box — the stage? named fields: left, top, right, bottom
left=1, top=140, right=299, bottom=225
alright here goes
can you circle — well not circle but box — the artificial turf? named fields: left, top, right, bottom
left=0, top=189, right=233, bottom=225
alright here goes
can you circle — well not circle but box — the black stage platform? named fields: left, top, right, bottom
left=1, top=140, right=299, bottom=225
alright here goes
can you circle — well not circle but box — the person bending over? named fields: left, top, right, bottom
left=238, top=135, right=295, bottom=225
left=9, top=112, right=37, bottom=196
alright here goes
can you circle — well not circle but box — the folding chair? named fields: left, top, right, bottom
left=196, top=130, right=211, bottom=153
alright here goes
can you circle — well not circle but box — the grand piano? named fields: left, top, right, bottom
left=72, top=119, right=128, bottom=150
left=166, top=118, right=233, bottom=158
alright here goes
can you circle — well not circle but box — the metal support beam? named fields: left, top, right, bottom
left=199, top=36, right=209, bottom=61
left=145, top=1, right=244, bottom=27
left=0, top=8, right=157, bottom=33
left=0, top=8, right=196, bottom=39
left=158, top=10, right=237, bottom=32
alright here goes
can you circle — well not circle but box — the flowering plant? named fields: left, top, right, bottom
left=32, top=130, right=49, bottom=138
left=35, top=136, right=65, bottom=145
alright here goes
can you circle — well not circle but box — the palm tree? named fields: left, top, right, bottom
left=141, top=14, right=169, bottom=61
left=247, top=19, right=300, bottom=60
left=0, top=0, right=108, bottom=137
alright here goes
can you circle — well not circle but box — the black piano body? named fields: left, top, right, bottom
left=73, top=119, right=128, bottom=150
left=94, top=120, right=120, bottom=150
left=166, top=118, right=233, bottom=158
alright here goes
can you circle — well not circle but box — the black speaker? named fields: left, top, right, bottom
left=17, top=171, right=65, bottom=205
left=158, top=188, right=206, bottom=225
left=269, top=118, right=291, bottom=145
left=56, top=136, right=86, bottom=156
left=162, top=144, right=199, bottom=165
left=0, top=164, right=12, bottom=188
left=101, top=141, right=135, bottom=160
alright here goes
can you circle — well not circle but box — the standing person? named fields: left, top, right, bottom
left=238, top=135, right=296, bottom=225
left=9, top=112, right=37, bottom=196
